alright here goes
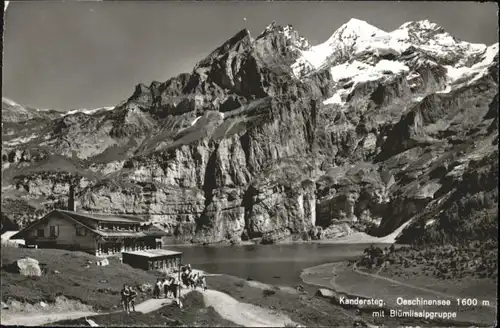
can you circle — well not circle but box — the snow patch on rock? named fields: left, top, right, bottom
left=64, top=106, right=115, bottom=116
left=191, top=116, right=202, bottom=126
left=4, top=134, right=38, bottom=146
left=442, top=43, right=498, bottom=88
left=2, top=97, right=18, bottom=106
left=323, top=59, right=408, bottom=106
left=425, top=219, right=436, bottom=227
left=323, top=91, right=346, bottom=106
left=329, top=60, right=408, bottom=84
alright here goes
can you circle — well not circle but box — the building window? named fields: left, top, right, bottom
left=76, top=227, right=87, bottom=236
left=37, top=229, right=45, bottom=237
left=49, top=226, right=59, bottom=237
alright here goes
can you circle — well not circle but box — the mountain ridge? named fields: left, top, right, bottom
left=2, top=18, right=498, bottom=245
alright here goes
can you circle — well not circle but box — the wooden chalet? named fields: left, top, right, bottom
left=10, top=187, right=168, bottom=256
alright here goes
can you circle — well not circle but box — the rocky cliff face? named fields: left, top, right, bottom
left=2, top=19, right=498, bottom=245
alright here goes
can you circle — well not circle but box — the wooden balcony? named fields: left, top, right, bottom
left=27, top=236, right=58, bottom=243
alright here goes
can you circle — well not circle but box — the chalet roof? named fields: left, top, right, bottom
left=142, top=225, right=168, bottom=237
left=57, top=210, right=145, bottom=223
left=122, top=249, right=182, bottom=258
left=1, top=213, right=20, bottom=232
left=1, top=230, right=20, bottom=240
left=11, top=210, right=168, bottom=240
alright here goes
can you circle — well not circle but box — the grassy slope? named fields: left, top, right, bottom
left=8, top=154, right=98, bottom=181
left=52, top=275, right=357, bottom=327
left=1, top=246, right=163, bottom=310
left=207, top=274, right=356, bottom=327
left=48, top=291, right=239, bottom=327
left=7, top=245, right=491, bottom=327
left=1, top=246, right=355, bottom=327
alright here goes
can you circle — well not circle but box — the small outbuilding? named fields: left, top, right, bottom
left=122, top=249, right=182, bottom=272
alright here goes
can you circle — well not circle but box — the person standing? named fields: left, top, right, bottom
left=200, top=275, right=207, bottom=291
left=171, top=275, right=179, bottom=299
left=163, top=277, right=167, bottom=298
left=181, top=270, right=188, bottom=287
left=153, top=278, right=161, bottom=299
left=159, top=278, right=166, bottom=298
left=163, top=277, right=171, bottom=298
left=120, top=284, right=130, bottom=314
left=171, top=275, right=183, bottom=308
left=128, top=286, right=138, bottom=312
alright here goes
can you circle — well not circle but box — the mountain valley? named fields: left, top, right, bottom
left=2, top=18, right=498, bottom=246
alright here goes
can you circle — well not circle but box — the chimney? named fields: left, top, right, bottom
left=68, top=185, right=76, bottom=212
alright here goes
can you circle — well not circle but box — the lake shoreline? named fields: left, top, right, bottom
left=299, top=260, right=497, bottom=327
left=300, top=262, right=354, bottom=294
left=163, top=236, right=398, bottom=248
left=163, top=220, right=413, bottom=248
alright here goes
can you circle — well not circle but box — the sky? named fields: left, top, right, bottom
left=2, top=1, right=498, bottom=111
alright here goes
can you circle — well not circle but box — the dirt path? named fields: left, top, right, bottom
left=202, top=289, right=297, bottom=327
left=352, top=264, right=497, bottom=309
left=135, top=289, right=193, bottom=314
left=2, top=287, right=295, bottom=327
left=0, top=289, right=193, bottom=326
left=0, top=311, right=98, bottom=326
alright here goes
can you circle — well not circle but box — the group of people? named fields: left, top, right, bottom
left=153, top=276, right=180, bottom=299
left=151, top=264, right=207, bottom=298
left=119, top=264, right=208, bottom=314
left=181, top=264, right=207, bottom=291
left=120, top=284, right=138, bottom=314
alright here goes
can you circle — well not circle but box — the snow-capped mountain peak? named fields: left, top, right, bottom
left=2, top=97, right=117, bottom=123
left=399, top=19, right=443, bottom=32
left=326, top=18, right=386, bottom=44
left=2, top=97, right=18, bottom=106
left=291, top=18, right=492, bottom=79
left=2, top=97, right=63, bottom=123
left=291, top=18, right=388, bottom=77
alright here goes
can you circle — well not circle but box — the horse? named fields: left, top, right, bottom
left=181, top=272, right=190, bottom=287
left=189, top=273, right=207, bottom=291
left=188, top=273, right=199, bottom=289
left=182, top=272, right=199, bottom=289
left=196, top=275, right=207, bottom=291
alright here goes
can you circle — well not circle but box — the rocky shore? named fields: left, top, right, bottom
left=300, top=245, right=497, bottom=327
